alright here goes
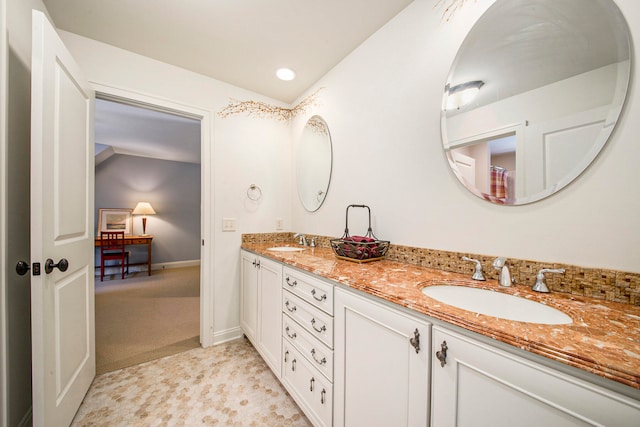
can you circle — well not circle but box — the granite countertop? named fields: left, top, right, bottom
left=242, top=243, right=640, bottom=392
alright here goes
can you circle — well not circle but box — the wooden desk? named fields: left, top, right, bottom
left=95, top=235, right=153, bottom=276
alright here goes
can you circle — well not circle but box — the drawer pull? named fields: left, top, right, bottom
left=321, top=389, right=326, bottom=405
left=284, top=350, right=289, bottom=363
left=311, top=288, right=327, bottom=302
left=436, top=340, right=448, bottom=367
left=285, top=300, right=297, bottom=313
left=285, top=276, right=297, bottom=287
left=285, top=326, right=297, bottom=339
left=310, top=377, right=315, bottom=392
left=311, top=348, right=327, bottom=366
left=311, top=318, right=326, bottom=333
left=292, top=359, right=297, bottom=372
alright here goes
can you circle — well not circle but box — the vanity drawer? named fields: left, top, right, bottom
left=283, top=313, right=334, bottom=382
left=283, top=267, right=334, bottom=315
left=282, top=341, right=333, bottom=427
left=283, top=290, right=333, bottom=349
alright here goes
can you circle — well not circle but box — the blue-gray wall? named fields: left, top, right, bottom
left=95, top=154, right=201, bottom=265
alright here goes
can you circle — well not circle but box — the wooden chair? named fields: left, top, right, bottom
left=100, top=231, right=130, bottom=281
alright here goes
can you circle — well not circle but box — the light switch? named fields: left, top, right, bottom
left=222, top=218, right=236, bottom=232
left=276, top=218, right=284, bottom=230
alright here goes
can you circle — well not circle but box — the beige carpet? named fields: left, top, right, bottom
left=72, top=338, right=311, bottom=427
left=96, top=266, right=201, bottom=374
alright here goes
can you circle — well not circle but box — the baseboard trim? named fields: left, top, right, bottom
left=151, top=260, right=200, bottom=271
left=95, top=259, right=200, bottom=276
left=212, top=327, right=243, bottom=346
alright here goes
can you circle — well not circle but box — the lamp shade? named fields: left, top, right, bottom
left=132, top=202, right=156, bottom=215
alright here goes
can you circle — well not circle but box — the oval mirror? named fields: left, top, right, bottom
left=441, top=0, right=630, bottom=205
left=297, top=115, right=333, bottom=211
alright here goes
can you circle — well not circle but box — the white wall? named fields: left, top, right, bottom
left=291, top=0, right=640, bottom=274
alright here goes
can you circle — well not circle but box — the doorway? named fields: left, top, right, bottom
left=94, top=94, right=206, bottom=373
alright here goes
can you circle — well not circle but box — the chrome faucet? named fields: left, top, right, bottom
left=493, top=257, right=514, bottom=287
left=293, top=233, right=307, bottom=246
left=532, top=268, right=565, bottom=293
left=462, top=256, right=486, bottom=281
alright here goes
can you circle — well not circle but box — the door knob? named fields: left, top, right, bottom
left=45, top=258, right=69, bottom=274
left=16, top=261, right=30, bottom=276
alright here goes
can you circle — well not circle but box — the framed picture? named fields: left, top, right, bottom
left=98, top=208, right=133, bottom=235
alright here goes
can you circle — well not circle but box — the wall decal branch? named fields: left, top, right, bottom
left=217, top=88, right=324, bottom=121
left=435, top=0, right=477, bottom=21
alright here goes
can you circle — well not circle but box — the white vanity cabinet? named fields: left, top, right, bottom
left=431, top=325, right=640, bottom=427
left=240, top=250, right=282, bottom=377
left=334, top=287, right=431, bottom=427
left=281, top=267, right=335, bottom=427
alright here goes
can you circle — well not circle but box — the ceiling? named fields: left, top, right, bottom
left=95, top=98, right=201, bottom=165
left=42, top=0, right=414, bottom=104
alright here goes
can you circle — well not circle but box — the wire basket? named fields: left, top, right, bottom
left=330, top=204, right=390, bottom=263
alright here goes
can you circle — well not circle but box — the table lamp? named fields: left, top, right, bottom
left=132, top=202, right=156, bottom=236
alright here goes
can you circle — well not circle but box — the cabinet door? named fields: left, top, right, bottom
left=240, top=251, right=259, bottom=343
left=334, top=288, right=430, bottom=427
left=431, top=326, right=640, bottom=427
left=257, top=256, right=283, bottom=377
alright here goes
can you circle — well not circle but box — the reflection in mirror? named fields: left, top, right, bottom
left=441, top=0, right=630, bottom=205
left=297, top=116, right=333, bottom=212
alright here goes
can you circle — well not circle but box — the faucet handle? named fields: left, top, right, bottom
left=492, top=257, right=506, bottom=270
left=462, top=256, right=486, bottom=281
left=532, top=268, right=565, bottom=293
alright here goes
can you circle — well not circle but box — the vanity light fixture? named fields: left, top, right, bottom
left=445, top=80, right=484, bottom=110
left=276, top=67, right=296, bottom=81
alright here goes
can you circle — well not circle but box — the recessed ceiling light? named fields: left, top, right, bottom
left=276, top=68, right=296, bottom=81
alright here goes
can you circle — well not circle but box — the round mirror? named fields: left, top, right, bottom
left=297, top=115, right=333, bottom=211
left=441, top=0, right=631, bottom=205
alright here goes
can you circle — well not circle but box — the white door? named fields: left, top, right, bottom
left=30, top=10, right=95, bottom=426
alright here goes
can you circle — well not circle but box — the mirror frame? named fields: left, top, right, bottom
left=296, top=115, right=333, bottom=212
left=441, top=0, right=631, bottom=205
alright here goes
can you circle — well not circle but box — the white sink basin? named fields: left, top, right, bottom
left=266, top=246, right=305, bottom=252
left=421, top=285, right=572, bottom=325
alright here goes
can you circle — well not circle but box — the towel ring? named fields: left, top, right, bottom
left=247, top=184, right=262, bottom=201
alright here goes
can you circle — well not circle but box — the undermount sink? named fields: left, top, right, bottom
left=421, top=285, right=572, bottom=325
left=266, top=246, right=305, bottom=252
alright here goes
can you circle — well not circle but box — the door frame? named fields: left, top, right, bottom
left=0, top=0, right=8, bottom=421
left=92, top=82, right=215, bottom=347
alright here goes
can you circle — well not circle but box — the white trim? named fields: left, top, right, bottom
left=213, top=327, right=243, bottom=346
left=0, top=0, right=9, bottom=422
left=0, top=0, right=10, bottom=426
left=151, top=260, right=201, bottom=270
left=94, top=259, right=201, bottom=276
left=89, top=82, right=216, bottom=348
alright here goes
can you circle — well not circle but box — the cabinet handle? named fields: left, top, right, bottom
left=311, top=348, right=327, bottom=366
left=310, top=377, right=315, bottom=392
left=285, top=276, right=297, bottom=287
left=284, top=350, right=289, bottom=363
left=285, top=300, right=297, bottom=313
left=311, top=288, right=327, bottom=302
left=321, top=389, right=326, bottom=405
left=252, top=259, right=260, bottom=268
left=285, top=326, right=297, bottom=339
left=409, top=328, right=420, bottom=354
left=310, top=318, right=326, bottom=333
left=436, top=340, right=448, bottom=367
left=292, top=359, right=296, bottom=372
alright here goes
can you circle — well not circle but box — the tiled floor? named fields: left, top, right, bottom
left=71, top=338, right=311, bottom=426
